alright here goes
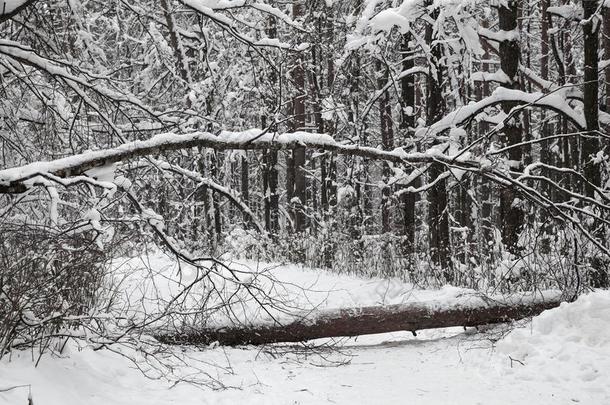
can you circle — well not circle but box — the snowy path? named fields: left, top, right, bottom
left=1, top=328, right=605, bottom=404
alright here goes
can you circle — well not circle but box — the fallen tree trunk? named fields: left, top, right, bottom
left=155, top=294, right=563, bottom=346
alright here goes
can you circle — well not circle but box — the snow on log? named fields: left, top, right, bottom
left=154, top=294, right=563, bottom=346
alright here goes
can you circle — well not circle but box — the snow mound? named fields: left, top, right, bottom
left=496, top=290, right=610, bottom=387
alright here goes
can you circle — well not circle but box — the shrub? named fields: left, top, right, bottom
left=0, top=223, right=109, bottom=358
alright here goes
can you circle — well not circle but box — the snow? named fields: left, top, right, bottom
left=478, top=27, right=519, bottom=43
left=496, top=290, right=610, bottom=397
left=419, top=87, right=586, bottom=139
left=0, top=0, right=28, bottom=14
left=0, top=330, right=532, bottom=405
left=547, top=5, right=583, bottom=20
left=0, top=128, right=473, bottom=192
left=370, top=9, right=411, bottom=33
left=0, top=256, right=610, bottom=405
left=0, top=256, right=608, bottom=404
left=113, top=253, right=484, bottom=330
left=470, top=70, right=510, bottom=84
left=0, top=130, right=333, bottom=187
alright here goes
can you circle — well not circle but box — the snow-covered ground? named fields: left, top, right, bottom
left=1, top=256, right=608, bottom=405
left=109, top=253, right=557, bottom=331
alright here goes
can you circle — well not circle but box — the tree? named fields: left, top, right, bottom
left=399, top=32, right=418, bottom=271
left=1, top=0, right=609, bottom=349
left=157, top=293, right=562, bottom=346
left=425, top=2, right=451, bottom=278
left=497, top=0, right=524, bottom=253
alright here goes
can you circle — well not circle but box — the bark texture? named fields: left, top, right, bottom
left=498, top=0, right=524, bottom=253
left=155, top=296, right=562, bottom=346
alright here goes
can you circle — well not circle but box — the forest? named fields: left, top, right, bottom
left=0, top=0, right=609, bottom=404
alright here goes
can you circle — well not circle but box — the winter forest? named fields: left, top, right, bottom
left=0, top=0, right=609, bottom=403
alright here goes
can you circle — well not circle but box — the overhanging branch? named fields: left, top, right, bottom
left=0, top=130, right=480, bottom=194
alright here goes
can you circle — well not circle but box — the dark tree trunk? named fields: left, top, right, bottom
left=606, top=6, right=610, bottom=113
left=582, top=0, right=607, bottom=288
left=498, top=0, right=524, bottom=253
left=262, top=18, right=279, bottom=237
left=325, top=6, right=337, bottom=210
left=519, top=3, right=532, bottom=167
left=156, top=296, right=562, bottom=346
left=400, top=33, right=417, bottom=270
left=425, top=5, right=451, bottom=279
left=291, top=1, right=307, bottom=234
left=264, top=147, right=279, bottom=236
left=561, top=3, right=579, bottom=181
left=582, top=0, right=601, bottom=197
left=377, top=59, right=393, bottom=234
left=160, top=0, right=190, bottom=85
left=477, top=17, right=495, bottom=265
left=210, top=151, right=222, bottom=245
left=196, top=150, right=215, bottom=249
left=539, top=0, right=551, bottom=200
left=240, top=153, right=249, bottom=224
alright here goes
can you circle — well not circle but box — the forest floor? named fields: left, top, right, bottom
left=1, top=255, right=608, bottom=405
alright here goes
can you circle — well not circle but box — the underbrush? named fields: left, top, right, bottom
left=220, top=224, right=603, bottom=295
left=0, top=223, right=111, bottom=360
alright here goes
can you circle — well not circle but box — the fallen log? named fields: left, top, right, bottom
left=155, top=293, right=563, bottom=346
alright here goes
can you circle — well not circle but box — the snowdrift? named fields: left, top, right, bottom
left=496, top=290, right=610, bottom=394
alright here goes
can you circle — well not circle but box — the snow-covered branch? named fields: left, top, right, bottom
left=0, top=130, right=481, bottom=194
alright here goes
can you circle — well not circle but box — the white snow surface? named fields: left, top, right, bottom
left=110, top=253, right=557, bottom=331
left=1, top=257, right=608, bottom=404
left=496, top=290, right=610, bottom=394
left=113, top=253, right=486, bottom=330
left=0, top=0, right=28, bottom=14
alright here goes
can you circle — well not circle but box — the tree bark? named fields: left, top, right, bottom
left=160, top=0, right=191, bottom=85
left=155, top=295, right=562, bottom=346
left=582, top=0, right=601, bottom=198
left=582, top=0, right=607, bottom=288
left=264, top=147, right=279, bottom=235
left=425, top=4, right=450, bottom=278
left=240, top=152, right=249, bottom=225
left=291, top=1, right=307, bottom=234
left=377, top=59, right=393, bottom=234
left=477, top=17, right=495, bottom=266
left=606, top=5, right=610, bottom=113
left=262, top=18, right=279, bottom=237
left=539, top=0, right=552, bottom=203
left=498, top=0, right=524, bottom=253
left=400, top=33, right=417, bottom=271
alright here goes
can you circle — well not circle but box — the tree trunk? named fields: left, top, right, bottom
left=498, top=0, right=524, bottom=253
left=262, top=18, right=279, bottom=237
left=210, top=151, right=222, bottom=246
left=156, top=295, right=562, bottom=346
left=377, top=59, right=393, bottom=234
left=606, top=5, right=610, bottom=113
left=400, top=33, right=417, bottom=272
left=539, top=0, right=551, bottom=191
left=291, top=2, right=307, bottom=234
left=477, top=17, right=495, bottom=266
left=425, top=4, right=451, bottom=278
left=582, top=0, right=607, bottom=288
left=240, top=153, right=249, bottom=225
left=160, top=0, right=191, bottom=85
left=582, top=0, right=601, bottom=198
